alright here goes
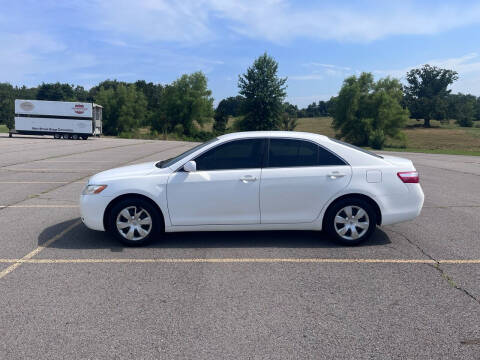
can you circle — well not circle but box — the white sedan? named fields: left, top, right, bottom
left=80, top=131, right=424, bottom=246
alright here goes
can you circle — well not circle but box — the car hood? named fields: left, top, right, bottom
left=88, top=161, right=160, bottom=183
left=381, top=155, right=414, bottom=168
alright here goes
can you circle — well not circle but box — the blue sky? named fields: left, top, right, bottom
left=1, top=0, right=480, bottom=107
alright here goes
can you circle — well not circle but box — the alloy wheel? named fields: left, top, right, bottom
left=334, top=205, right=370, bottom=241
left=116, top=206, right=153, bottom=241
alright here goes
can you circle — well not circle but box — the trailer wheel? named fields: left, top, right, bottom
left=72, top=134, right=79, bottom=140
left=54, top=133, right=61, bottom=139
left=62, top=134, right=70, bottom=139
left=81, top=135, right=88, bottom=140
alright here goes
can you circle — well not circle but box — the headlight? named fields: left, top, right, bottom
left=82, top=184, right=107, bottom=195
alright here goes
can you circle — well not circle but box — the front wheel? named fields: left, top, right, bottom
left=107, top=198, right=162, bottom=246
left=324, top=198, right=377, bottom=246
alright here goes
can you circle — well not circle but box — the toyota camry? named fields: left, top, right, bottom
left=80, top=131, right=424, bottom=246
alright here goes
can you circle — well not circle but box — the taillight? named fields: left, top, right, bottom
left=397, top=171, right=419, bottom=183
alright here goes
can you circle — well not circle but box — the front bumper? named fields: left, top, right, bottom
left=79, top=194, right=112, bottom=231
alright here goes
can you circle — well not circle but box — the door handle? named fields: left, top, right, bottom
left=240, top=175, right=257, bottom=183
left=328, top=172, right=346, bottom=179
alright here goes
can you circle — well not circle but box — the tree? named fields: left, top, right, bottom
left=36, top=83, right=75, bottom=101
left=215, top=96, right=244, bottom=117
left=404, top=65, right=458, bottom=127
left=476, top=97, right=480, bottom=121
left=0, top=83, right=14, bottom=129
left=448, top=93, right=476, bottom=127
left=153, top=72, right=213, bottom=136
left=95, top=84, right=147, bottom=135
left=279, top=102, right=298, bottom=131
left=135, top=80, right=164, bottom=127
left=332, top=73, right=409, bottom=149
left=237, top=53, right=287, bottom=130
left=213, top=99, right=230, bottom=134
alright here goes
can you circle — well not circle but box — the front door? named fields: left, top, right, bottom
left=167, top=138, right=265, bottom=225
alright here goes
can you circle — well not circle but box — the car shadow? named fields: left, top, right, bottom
left=40, top=218, right=391, bottom=250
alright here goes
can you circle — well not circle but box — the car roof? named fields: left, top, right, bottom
left=217, top=131, right=329, bottom=142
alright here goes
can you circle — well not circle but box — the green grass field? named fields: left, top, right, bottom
left=0, top=124, right=8, bottom=133
left=197, top=116, right=480, bottom=155
left=294, top=117, right=480, bottom=156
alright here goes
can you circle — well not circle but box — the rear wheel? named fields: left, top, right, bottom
left=324, top=198, right=377, bottom=246
left=62, top=134, right=70, bottom=139
left=71, top=134, right=79, bottom=140
left=81, top=135, right=88, bottom=140
left=54, top=133, right=61, bottom=139
left=108, top=198, right=162, bottom=246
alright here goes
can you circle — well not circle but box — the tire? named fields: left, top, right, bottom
left=107, top=197, right=162, bottom=246
left=54, top=133, right=61, bottom=139
left=71, top=134, right=79, bottom=140
left=62, top=134, right=70, bottom=139
left=324, top=197, right=377, bottom=246
left=81, top=135, right=88, bottom=140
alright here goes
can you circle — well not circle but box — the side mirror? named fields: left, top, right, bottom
left=183, top=160, right=197, bottom=172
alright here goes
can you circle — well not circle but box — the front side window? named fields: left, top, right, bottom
left=267, top=139, right=346, bottom=167
left=156, top=138, right=218, bottom=168
left=195, top=139, right=265, bottom=171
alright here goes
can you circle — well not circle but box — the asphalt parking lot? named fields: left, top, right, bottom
left=0, top=133, right=479, bottom=359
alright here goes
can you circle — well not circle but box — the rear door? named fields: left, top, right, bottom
left=260, top=138, right=352, bottom=224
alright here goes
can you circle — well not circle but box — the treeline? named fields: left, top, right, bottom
left=0, top=73, right=214, bottom=140
left=1, top=53, right=480, bottom=147
left=297, top=94, right=480, bottom=126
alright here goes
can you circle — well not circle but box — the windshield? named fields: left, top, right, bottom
left=156, top=138, right=218, bottom=168
left=329, top=138, right=383, bottom=159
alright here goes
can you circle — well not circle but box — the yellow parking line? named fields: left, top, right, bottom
left=0, top=258, right=479, bottom=264
left=0, top=220, right=81, bottom=279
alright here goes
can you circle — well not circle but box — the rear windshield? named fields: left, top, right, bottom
left=156, top=138, right=218, bottom=168
left=329, top=138, right=383, bottom=159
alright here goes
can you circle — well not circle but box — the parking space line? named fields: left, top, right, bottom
left=38, top=161, right=114, bottom=163
left=0, top=220, right=81, bottom=279
left=0, top=258, right=479, bottom=264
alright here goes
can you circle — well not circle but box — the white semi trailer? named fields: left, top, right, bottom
left=11, top=99, right=102, bottom=140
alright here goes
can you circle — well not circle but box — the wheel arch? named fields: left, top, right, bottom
left=103, top=193, right=166, bottom=232
left=322, top=193, right=382, bottom=228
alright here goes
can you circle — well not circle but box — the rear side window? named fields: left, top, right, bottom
left=267, top=139, right=346, bottom=167
left=195, top=139, right=265, bottom=171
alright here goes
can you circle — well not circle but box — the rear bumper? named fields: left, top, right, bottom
left=379, top=184, right=424, bottom=225
left=79, top=194, right=112, bottom=231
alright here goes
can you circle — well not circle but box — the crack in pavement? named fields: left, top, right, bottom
left=388, top=227, right=480, bottom=305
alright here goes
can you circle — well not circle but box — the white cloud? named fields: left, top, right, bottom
left=290, top=74, right=324, bottom=81
left=81, top=0, right=480, bottom=44
left=374, top=53, right=480, bottom=95
left=291, top=62, right=353, bottom=81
